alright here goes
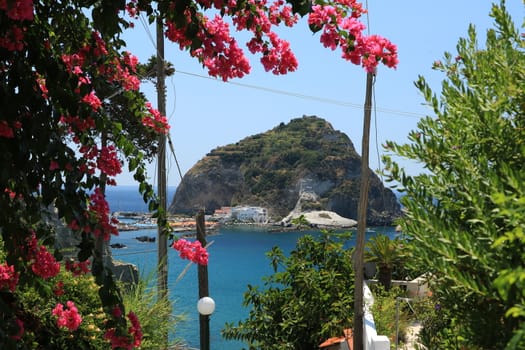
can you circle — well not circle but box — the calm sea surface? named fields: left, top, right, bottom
left=106, top=186, right=399, bottom=349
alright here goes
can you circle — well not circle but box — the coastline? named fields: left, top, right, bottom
left=113, top=209, right=395, bottom=236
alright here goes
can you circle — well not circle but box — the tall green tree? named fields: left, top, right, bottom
left=222, top=233, right=355, bottom=349
left=384, top=2, right=524, bottom=349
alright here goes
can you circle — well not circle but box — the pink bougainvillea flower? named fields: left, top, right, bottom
left=52, top=301, right=82, bottom=331
left=4, top=188, right=17, bottom=200
left=79, top=144, right=119, bottom=177
left=11, top=318, right=24, bottom=340
left=97, top=145, right=122, bottom=177
left=0, top=0, right=34, bottom=21
left=88, top=188, right=119, bottom=240
left=358, top=34, right=398, bottom=72
left=260, top=31, right=298, bottom=74
left=0, top=25, right=26, bottom=51
left=81, top=91, right=102, bottom=111
left=0, top=120, right=15, bottom=138
left=104, top=311, right=143, bottom=349
left=49, top=160, right=60, bottom=171
left=172, top=239, right=209, bottom=265
left=0, top=263, right=19, bottom=292
left=111, top=306, right=122, bottom=318
left=104, top=329, right=133, bottom=350
left=127, top=312, right=143, bottom=348
left=65, top=259, right=91, bottom=276
left=35, top=74, right=49, bottom=99
left=31, top=245, right=61, bottom=279
left=59, top=115, right=95, bottom=133
left=26, top=233, right=60, bottom=279
left=54, top=280, right=65, bottom=296
left=142, top=102, right=170, bottom=134
left=61, top=53, right=86, bottom=73
left=151, top=0, right=396, bottom=82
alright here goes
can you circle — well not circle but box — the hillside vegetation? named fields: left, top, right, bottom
left=170, top=115, right=401, bottom=225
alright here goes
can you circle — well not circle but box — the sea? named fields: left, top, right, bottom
left=105, top=185, right=399, bottom=349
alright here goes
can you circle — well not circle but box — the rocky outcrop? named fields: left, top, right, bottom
left=169, top=115, right=402, bottom=226
left=50, top=207, right=139, bottom=283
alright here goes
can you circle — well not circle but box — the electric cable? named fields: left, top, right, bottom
left=174, top=70, right=424, bottom=118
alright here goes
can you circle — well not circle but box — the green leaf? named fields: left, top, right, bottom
left=289, top=0, right=311, bottom=16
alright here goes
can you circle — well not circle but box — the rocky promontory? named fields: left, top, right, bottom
left=169, top=115, right=402, bottom=226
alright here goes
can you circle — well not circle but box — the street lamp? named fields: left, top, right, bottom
left=197, top=210, right=213, bottom=350
left=197, top=296, right=216, bottom=316
left=197, top=296, right=215, bottom=350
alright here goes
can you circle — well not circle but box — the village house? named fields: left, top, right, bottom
left=230, top=206, right=268, bottom=224
left=212, top=206, right=232, bottom=220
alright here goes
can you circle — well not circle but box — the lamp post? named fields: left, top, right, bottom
left=196, top=210, right=212, bottom=350
left=197, top=296, right=215, bottom=350
left=198, top=296, right=216, bottom=316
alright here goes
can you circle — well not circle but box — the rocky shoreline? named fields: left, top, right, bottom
left=114, top=209, right=371, bottom=234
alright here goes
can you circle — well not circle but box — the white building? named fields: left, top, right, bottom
left=231, top=206, right=268, bottom=224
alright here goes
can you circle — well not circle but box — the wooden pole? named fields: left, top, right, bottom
left=196, top=209, right=210, bottom=350
left=353, top=71, right=374, bottom=350
left=156, top=13, right=168, bottom=300
left=155, top=16, right=169, bottom=350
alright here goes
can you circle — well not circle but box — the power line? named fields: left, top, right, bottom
left=136, top=12, right=423, bottom=120
left=133, top=11, right=424, bottom=192
left=174, top=69, right=424, bottom=119
left=139, top=13, right=158, bottom=55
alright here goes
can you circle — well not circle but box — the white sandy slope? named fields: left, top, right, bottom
left=285, top=210, right=357, bottom=228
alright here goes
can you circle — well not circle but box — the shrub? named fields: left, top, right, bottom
left=370, top=285, right=411, bottom=349
left=15, top=267, right=109, bottom=349
left=383, top=3, right=525, bottom=347
left=411, top=294, right=481, bottom=350
left=223, top=232, right=355, bottom=349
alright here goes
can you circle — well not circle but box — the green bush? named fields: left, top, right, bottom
left=370, top=286, right=411, bottom=349
left=16, top=268, right=109, bottom=349
left=411, top=295, right=481, bottom=350
left=223, top=232, right=355, bottom=349
left=11, top=264, right=184, bottom=350
left=384, top=3, right=525, bottom=348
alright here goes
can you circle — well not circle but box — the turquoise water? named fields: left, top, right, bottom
left=106, top=186, right=399, bottom=349
left=105, top=185, right=178, bottom=212
left=110, top=224, right=398, bottom=349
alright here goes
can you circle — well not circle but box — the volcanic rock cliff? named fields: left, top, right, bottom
left=169, top=115, right=402, bottom=226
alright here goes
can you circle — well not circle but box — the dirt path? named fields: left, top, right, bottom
left=401, top=321, right=423, bottom=350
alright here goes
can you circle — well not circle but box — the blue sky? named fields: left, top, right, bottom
left=116, top=0, right=524, bottom=186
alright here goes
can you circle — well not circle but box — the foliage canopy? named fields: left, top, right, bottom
left=384, top=2, right=525, bottom=348
left=223, top=232, right=355, bottom=349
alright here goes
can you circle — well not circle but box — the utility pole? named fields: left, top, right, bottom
left=156, top=14, right=168, bottom=302
left=353, top=71, right=374, bottom=350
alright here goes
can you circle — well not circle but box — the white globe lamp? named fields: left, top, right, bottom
left=197, top=296, right=216, bottom=316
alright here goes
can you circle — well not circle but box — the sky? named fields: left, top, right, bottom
left=116, top=0, right=524, bottom=187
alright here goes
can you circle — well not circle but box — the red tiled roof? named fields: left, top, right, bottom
left=319, top=329, right=353, bottom=350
